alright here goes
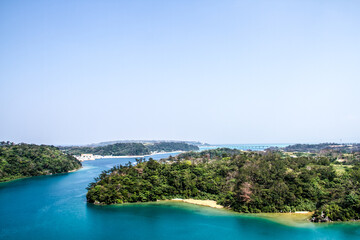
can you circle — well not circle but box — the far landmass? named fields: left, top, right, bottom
left=87, top=146, right=360, bottom=222
left=0, top=141, right=82, bottom=182
left=85, top=140, right=209, bottom=148
left=282, top=143, right=360, bottom=153
left=271, top=143, right=360, bottom=165
left=60, top=142, right=199, bottom=156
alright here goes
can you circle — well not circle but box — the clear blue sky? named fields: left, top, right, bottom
left=1, top=0, right=359, bottom=145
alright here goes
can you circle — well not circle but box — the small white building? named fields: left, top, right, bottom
left=76, top=154, right=95, bottom=161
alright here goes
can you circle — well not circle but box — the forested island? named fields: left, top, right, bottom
left=0, top=141, right=82, bottom=182
left=87, top=148, right=360, bottom=222
left=60, top=142, right=199, bottom=156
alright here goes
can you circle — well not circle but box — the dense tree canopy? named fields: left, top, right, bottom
left=0, top=142, right=82, bottom=182
left=87, top=149, right=360, bottom=222
left=147, top=142, right=199, bottom=152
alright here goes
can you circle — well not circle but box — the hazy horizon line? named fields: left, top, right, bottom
left=2, top=139, right=358, bottom=147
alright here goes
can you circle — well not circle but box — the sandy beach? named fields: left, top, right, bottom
left=170, top=199, right=224, bottom=209
left=165, top=199, right=313, bottom=225
left=67, top=167, right=83, bottom=173
left=252, top=212, right=314, bottom=226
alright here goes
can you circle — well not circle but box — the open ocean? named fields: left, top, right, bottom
left=1, top=150, right=360, bottom=240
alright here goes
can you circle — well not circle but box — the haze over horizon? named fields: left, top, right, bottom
left=1, top=0, right=359, bottom=145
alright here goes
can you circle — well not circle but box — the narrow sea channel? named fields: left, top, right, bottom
left=1, top=152, right=359, bottom=240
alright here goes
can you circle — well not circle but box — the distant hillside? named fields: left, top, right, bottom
left=174, top=148, right=243, bottom=159
left=280, top=143, right=360, bottom=153
left=147, top=142, right=199, bottom=153
left=0, top=142, right=82, bottom=182
left=85, top=140, right=208, bottom=147
left=60, top=142, right=199, bottom=156
left=61, top=143, right=150, bottom=156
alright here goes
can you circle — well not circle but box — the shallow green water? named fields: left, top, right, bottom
left=1, top=154, right=359, bottom=240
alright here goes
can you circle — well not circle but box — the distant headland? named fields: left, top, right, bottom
left=59, top=141, right=201, bottom=161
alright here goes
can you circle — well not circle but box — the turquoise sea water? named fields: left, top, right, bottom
left=1, top=151, right=360, bottom=240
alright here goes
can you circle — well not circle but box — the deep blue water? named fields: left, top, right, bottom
left=1, top=152, right=360, bottom=240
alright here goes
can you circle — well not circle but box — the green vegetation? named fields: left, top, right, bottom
left=60, top=142, right=199, bottom=156
left=0, top=141, right=82, bottom=182
left=87, top=148, right=360, bottom=222
left=281, top=143, right=360, bottom=152
left=282, top=143, right=343, bottom=152
left=331, top=164, right=353, bottom=175
left=88, top=140, right=206, bottom=147
left=61, top=143, right=150, bottom=156
left=147, top=142, right=200, bottom=152
left=275, top=143, right=360, bottom=165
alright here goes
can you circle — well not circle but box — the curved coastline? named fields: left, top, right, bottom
left=67, top=166, right=83, bottom=173
left=103, top=199, right=360, bottom=227
left=0, top=166, right=83, bottom=183
left=86, top=151, right=185, bottom=160
left=168, top=198, right=224, bottom=209
left=102, top=200, right=316, bottom=227
left=166, top=199, right=314, bottom=226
